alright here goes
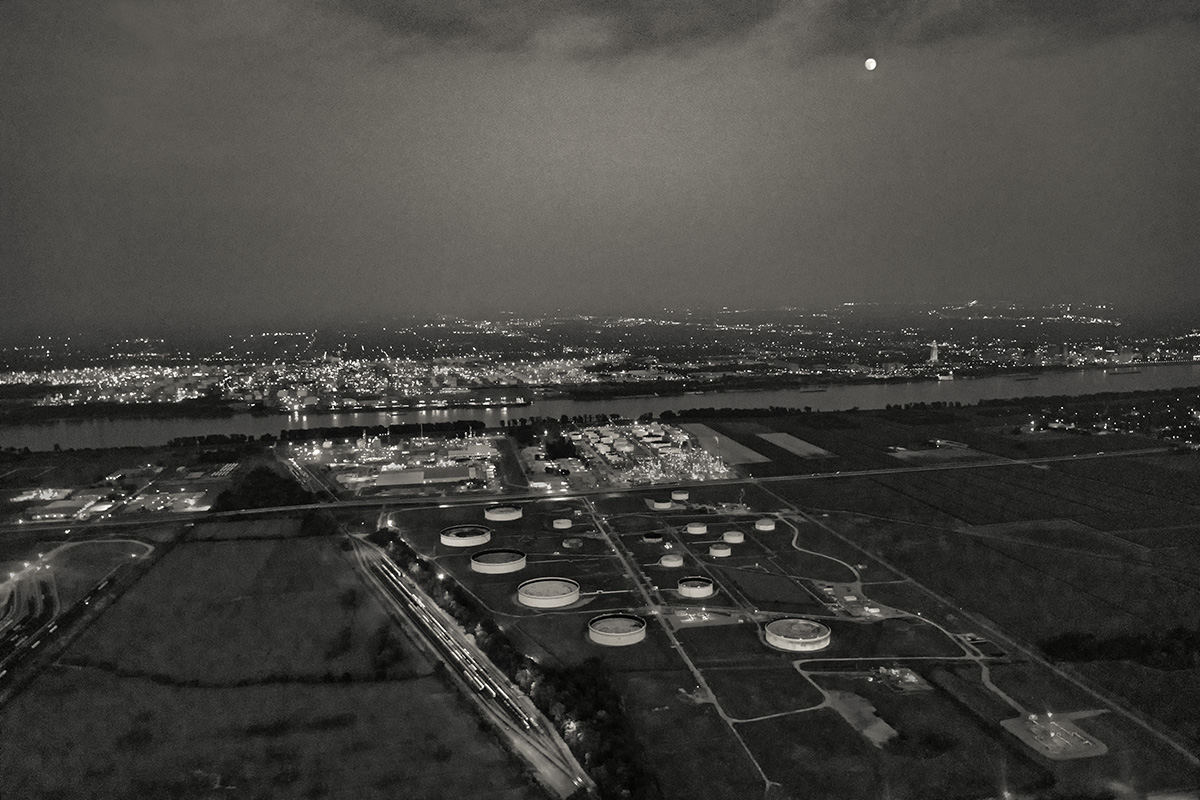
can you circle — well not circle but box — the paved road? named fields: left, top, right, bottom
left=0, top=539, right=154, bottom=693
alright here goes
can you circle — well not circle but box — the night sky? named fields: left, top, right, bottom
left=2, top=1, right=1198, bottom=340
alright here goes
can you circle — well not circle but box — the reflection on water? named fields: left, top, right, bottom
left=4, top=363, right=1200, bottom=452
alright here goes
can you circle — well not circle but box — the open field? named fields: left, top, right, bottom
left=0, top=517, right=547, bottom=800
left=68, top=531, right=428, bottom=684
left=802, top=674, right=1052, bottom=799
left=1074, top=661, right=1200, bottom=753
left=704, top=665, right=824, bottom=718
left=618, top=670, right=766, bottom=800
left=1, top=668, right=541, bottom=800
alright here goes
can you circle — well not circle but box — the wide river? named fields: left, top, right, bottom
left=4, top=362, right=1200, bottom=452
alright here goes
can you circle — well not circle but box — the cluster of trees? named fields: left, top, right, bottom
left=383, top=534, right=660, bottom=800
left=499, top=413, right=622, bottom=428
left=277, top=420, right=484, bottom=442
left=209, top=466, right=314, bottom=511
left=167, top=432, right=274, bottom=448
left=1041, top=628, right=1200, bottom=670
left=660, top=406, right=808, bottom=420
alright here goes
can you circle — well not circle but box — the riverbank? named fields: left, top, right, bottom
left=4, top=361, right=1200, bottom=451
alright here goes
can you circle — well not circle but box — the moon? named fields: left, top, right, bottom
left=864, top=58, right=877, bottom=71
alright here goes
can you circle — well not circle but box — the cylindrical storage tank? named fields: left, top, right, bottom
left=685, top=522, right=708, bottom=535
left=722, top=530, right=745, bottom=544
left=755, top=518, right=776, bottom=531
left=709, top=543, right=732, bottom=558
left=440, top=524, right=492, bottom=547
left=588, top=613, right=647, bottom=646
left=764, top=618, right=832, bottom=652
left=562, top=537, right=583, bottom=549
left=552, top=518, right=572, bottom=530
left=470, top=549, right=527, bottom=574
left=651, top=500, right=673, bottom=511
left=485, top=505, right=523, bottom=522
left=517, top=577, right=581, bottom=608
left=659, top=553, right=684, bottom=568
left=678, top=576, right=715, bottom=598
left=671, top=490, right=689, bottom=501
left=642, top=532, right=664, bottom=544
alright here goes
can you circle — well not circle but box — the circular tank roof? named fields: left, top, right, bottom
left=470, top=548, right=526, bottom=573
left=484, top=505, right=523, bottom=522
left=765, top=618, right=832, bottom=652
left=471, top=549, right=524, bottom=564
left=588, top=614, right=647, bottom=635
left=440, top=524, right=492, bottom=547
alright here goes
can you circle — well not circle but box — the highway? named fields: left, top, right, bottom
left=0, top=539, right=153, bottom=694
left=349, top=535, right=593, bottom=798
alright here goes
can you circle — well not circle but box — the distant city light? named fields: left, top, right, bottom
left=865, top=58, right=877, bottom=71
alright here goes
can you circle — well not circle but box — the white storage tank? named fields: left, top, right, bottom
left=755, top=518, right=776, bottom=531
left=517, top=577, right=581, bottom=608
left=685, top=522, right=707, bottom=535
left=678, top=576, right=715, bottom=598
left=588, top=613, right=648, bottom=646
left=764, top=618, right=831, bottom=652
left=722, top=530, right=745, bottom=544
left=671, top=490, right=689, bottom=501
left=651, top=500, right=673, bottom=511
left=552, top=518, right=572, bottom=530
left=470, top=549, right=527, bottom=574
left=485, top=505, right=523, bottom=522
left=659, top=553, right=684, bottom=568
left=709, top=543, right=732, bottom=558
left=440, top=524, right=492, bottom=548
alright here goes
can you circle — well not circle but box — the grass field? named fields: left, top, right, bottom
left=66, top=535, right=419, bottom=683
left=804, top=674, right=1052, bottom=799
left=0, top=519, right=547, bottom=800
left=704, top=666, right=824, bottom=718
left=1, top=668, right=541, bottom=800
left=618, top=670, right=766, bottom=800
left=1074, top=661, right=1200, bottom=753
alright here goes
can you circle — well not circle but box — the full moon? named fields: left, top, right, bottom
left=865, top=58, right=877, bottom=71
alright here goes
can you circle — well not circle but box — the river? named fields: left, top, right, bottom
left=4, top=363, right=1200, bottom=452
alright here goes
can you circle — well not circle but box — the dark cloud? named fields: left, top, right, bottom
left=327, top=0, right=784, bottom=55
left=329, top=0, right=1200, bottom=57
left=811, top=0, right=1200, bottom=55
